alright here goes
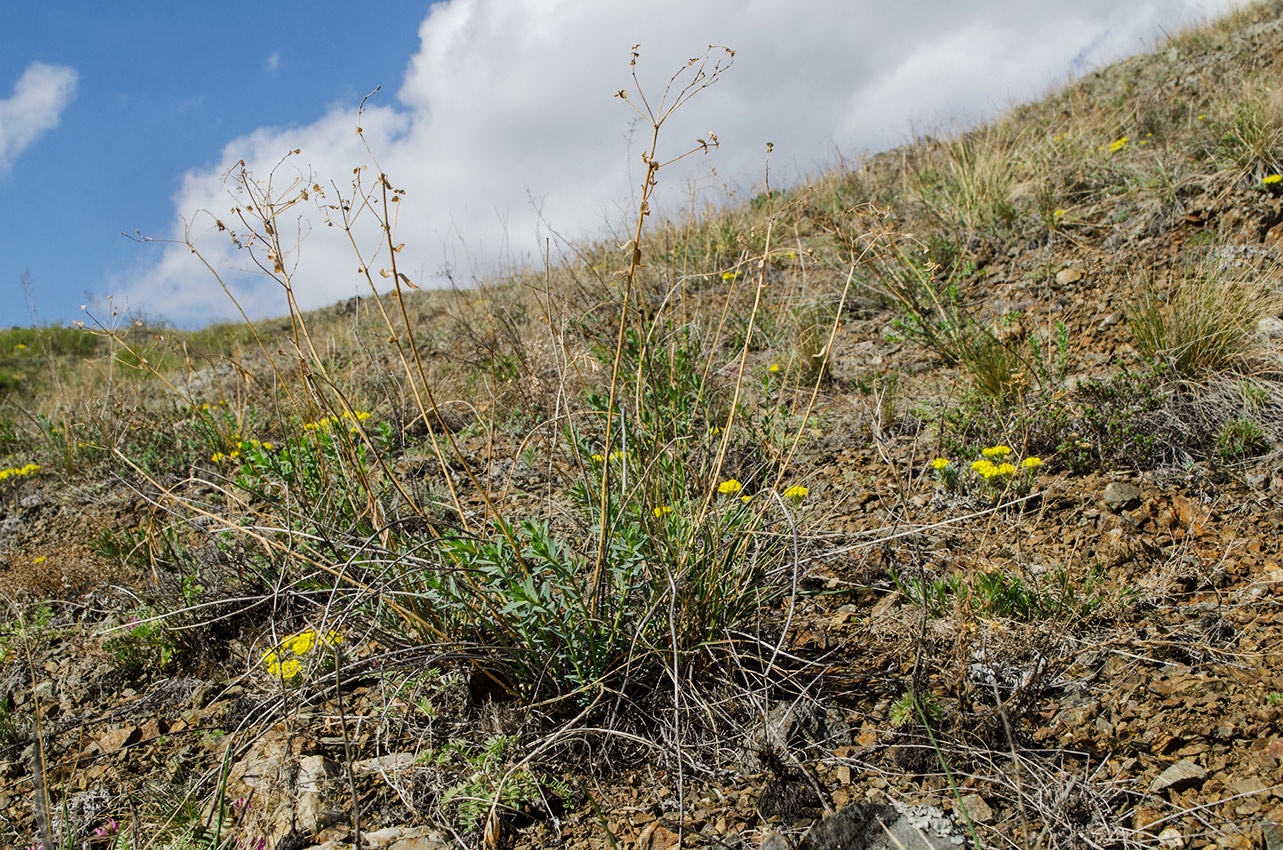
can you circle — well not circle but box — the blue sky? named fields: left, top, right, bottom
left=1, top=0, right=1242, bottom=328
left=1, top=1, right=430, bottom=326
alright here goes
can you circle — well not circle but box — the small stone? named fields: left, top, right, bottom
left=759, top=832, right=790, bottom=850
left=1103, top=482, right=1142, bottom=511
left=1149, top=759, right=1206, bottom=794
left=1132, top=807, right=1163, bottom=830
left=1228, top=776, right=1266, bottom=796
left=1100, top=527, right=1135, bottom=566
left=1158, top=826, right=1185, bottom=848
left=798, top=802, right=963, bottom=850
left=1056, top=268, right=1083, bottom=285
left=1258, top=316, right=1283, bottom=339
left=303, top=826, right=449, bottom=850
left=1246, top=471, right=1270, bottom=491
left=870, top=593, right=900, bottom=619
left=956, top=793, right=993, bottom=824
left=637, top=823, right=679, bottom=850
left=98, top=726, right=141, bottom=753
left=352, top=752, right=417, bottom=777
left=1171, top=494, right=1208, bottom=527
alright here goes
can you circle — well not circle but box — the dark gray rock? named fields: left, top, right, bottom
left=796, top=801, right=966, bottom=850
left=1148, top=758, right=1206, bottom=794
left=1102, top=481, right=1142, bottom=511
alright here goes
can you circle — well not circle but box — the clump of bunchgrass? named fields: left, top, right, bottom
left=861, top=228, right=1039, bottom=400
left=918, top=128, right=1022, bottom=238
left=1215, top=417, right=1268, bottom=462
left=1200, top=78, right=1283, bottom=180
left=1127, top=255, right=1279, bottom=376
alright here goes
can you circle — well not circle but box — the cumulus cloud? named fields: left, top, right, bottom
left=0, top=61, right=77, bottom=174
left=119, top=0, right=1241, bottom=325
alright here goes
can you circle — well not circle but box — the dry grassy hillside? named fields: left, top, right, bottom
left=1, top=5, right=1283, bottom=850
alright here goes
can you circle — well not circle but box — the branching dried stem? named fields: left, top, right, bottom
left=589, top=45, right=733, bottom=613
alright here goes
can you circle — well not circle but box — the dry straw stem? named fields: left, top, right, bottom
left=8, top=601, right=54, bottom=850
left=588, top=44, right=733, bottom=613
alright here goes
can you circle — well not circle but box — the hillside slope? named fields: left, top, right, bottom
left=1, top=4, right=1282, bottom=849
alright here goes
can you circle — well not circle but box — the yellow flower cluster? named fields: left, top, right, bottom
left=653, top=505, right=673, bottom=517
left=971, top=459, right=1018, bottom=479
left=0, top=463, right=40, bottom=481
left=707, top=479, right=807, bottom=502
left=965, top=448, right=1043, bottom=481
left=1264, top=174, right=1282, bottom=185
left=1104, top=136, right=1128, bottom=153
left=930, top=458, right=950, bottom=470
left=262, top=628, right=343, bottom=682
left=211, top=438, right=275, bottom=463
left=303, top=410, right=372, bottom=433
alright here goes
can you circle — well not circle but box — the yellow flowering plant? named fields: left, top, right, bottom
left=261, top=628, right=343, bottom=684
left=199, top=404, right=394, bottom=537
left=928, top=457, right=959, bottom=489
left=717, top=478, right=743, bottom=495
left=967, top=446, right=1042, bottom=500
left=0, top=462, right=40, bottom=482
left=782, top=484, right=808, bottom=501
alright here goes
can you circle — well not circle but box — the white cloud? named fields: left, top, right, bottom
left=120, top=0, right=1244, bottom=325
left=0, top=62, right=77, bottom=173
left=265, top=52, right=281, bottom=73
